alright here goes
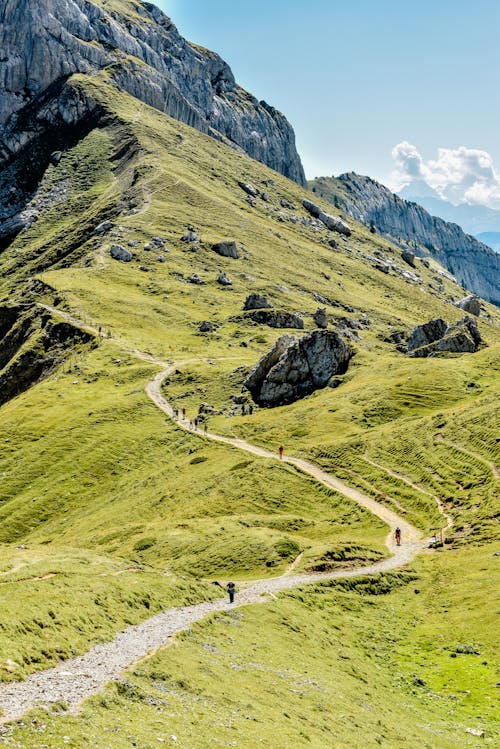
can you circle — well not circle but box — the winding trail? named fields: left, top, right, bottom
left=0, top=309, right=445, bottom=725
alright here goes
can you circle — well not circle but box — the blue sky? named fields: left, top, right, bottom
left=157, top=1, right=500, bottom=203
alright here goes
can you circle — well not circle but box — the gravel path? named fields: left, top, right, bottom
left=0, top=339, right=438, bottom=724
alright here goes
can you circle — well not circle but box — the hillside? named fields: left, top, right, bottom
left=309, top=172, right=500, bottom=305
left=0, top=4, right=499, bottom=747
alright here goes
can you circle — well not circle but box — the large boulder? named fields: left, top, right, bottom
left=245, top=330, right=354, bottom=407
left=247, top=310, right=304, bottom=329
left=313, top=307, right=328, bottom=329
left=456, top=294, right=481, bottom=317
left=243, top=294, right=272, bottom=310
left=302, top=200, right=351, bottom=236
left=212, top=241, right=240, bottom=259
left=110, top=245, right=133, bottom=262
left=407, top=316, right=482, bottom=357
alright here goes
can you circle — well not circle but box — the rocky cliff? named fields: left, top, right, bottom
left=0, top=0, right=305, bottom=184
left=310, top=173, right=500, bottom=306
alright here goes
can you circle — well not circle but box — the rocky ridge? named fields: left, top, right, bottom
left=310, top=173, right=500, bottom=306
left=0, top=0, right=305, bottom=185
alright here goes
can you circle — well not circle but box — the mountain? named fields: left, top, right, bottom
left=476, top=231, right=500, bottom=251
left=399, top=186, right=500, bottom=240
left=0, top=0, right=306, bottom=185
left=0, top=2, right=498, bottom=745
left=310, top=172, right=500, bottom=305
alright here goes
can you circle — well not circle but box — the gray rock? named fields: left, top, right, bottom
left=238, top=182, right=259, bottom=198
left=261, top=192, right=271, bottom=202
left=151, top=237, right=165, bottom=248
left=50, top=150, right=62, bottom=165
left=243, top=294, right=272, bottom=310
left=157, top=255, right=166, bottom=263
left=456, top=294, right=481, bottom=316
left=187, top=274, right=205, bottom=285
left=0, top=1, right=306, bottom=186
left=280, top=197, right=296, bottom=210
left=302, top=199, right=322, bottom=218
left=128, top=239, right=138, bottom=248
left=313, top=308, right=328, bottom=329
left=198, top=321, right=217, bottom=332
left=110, top=245, right=133, bottom=262
left=247, top=310, right=304, bottom=329
left=318, top=211, right=352, bottom=236
left=94, top=220, right=113, bottom=234
left=212, top=241, right=240, bottom=259
left=181, top=230, right=199, bottom=243
left=245, top=330, right=354, bottom=407
left=143, top=243, right=153, bottom=251
left=217, top=272, right=232, bottom=286
left=407, top=316, right=482, bottom=357
left=401, top=250, right=416, bottom=267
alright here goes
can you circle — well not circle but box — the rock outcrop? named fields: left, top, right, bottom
left=309, top=173, right=500, bottom=306
left=243, top=294, right=272, bottom=310
left=245, top=330, right=354, bottom=406
left=302, top=200, right=351, bottom=236
left=0, top=0, right=305, bottom=185
left=212, top=241, right=240, bottom=259
left=406, top=316, right=482, bottom=357
left=456, top=294, right=481, bottom=316
left=247, top=310, right=304, bottom=329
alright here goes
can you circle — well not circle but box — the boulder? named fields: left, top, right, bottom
left=238, top=182, right=259, bottom=198
left=407, top=319, right=447, bottom=351
left=280, top=197, right=296, bottom=210
left=181, top=230, right=199, bottom=243
left=217, top=272, right=232, bottom=286
left=313, top=307, right=328, bottom=329
left=303, top=199, right=322, bottom=218
left=248, top=310, right=304, bottom=329
left=199, top=321, right=217, bottom=332
left=110, top=245, right=133, bottom=262
left=407, top=316, right=482, bottom=357
left=212, top=241, right=240, bottom=259
left=401, top=250, right=416, bottom=267
left=188, top=273, right=205, bottom=284
left=245, top=330, right=354, bottom=407
left=243, top=294, right=272, bottom=310
left=151, top=236, right=165, bottom=248
left=318, top=211, right=352, bottom=236
left=94, top=220, right=114, bottom=234
left=456, top=294, right=481, bottom=316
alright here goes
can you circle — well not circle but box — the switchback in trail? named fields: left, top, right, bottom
left=0, top=316, right=446, bottom=725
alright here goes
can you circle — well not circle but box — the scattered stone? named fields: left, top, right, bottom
left=217, top=272, right=232, bottom=286
left=143, top=243, right=153, bottom=250
left=238, top=181, right=259, bottom=198
left=245, top=330, right=354, bottom=407
left=313, top=307, right=328, bottom=329
left=198, top=321, right=217, bottom=332
left=188, top=273, right=205, bottom=285
left=128, top=239, right=138, bottom=248
left=50, top=150, right=62, bottom=165
left=138, top=266, right=150, bottom=272
left=243, top=294, right=272, bottom=310
left=375, top=262, right=390, bottom=274
left=151, top=236, right=165, bottom=248
left=280, top=197, right=296, bottom=210
left=329, top=238, right=338, bottom=249
left=247, top=309, right=304, bottom=329
left=401, top=250, right=416, bottom=267
left=94, top=220, right=113, bottom=234
left=157, top=255, right=166, bottom=263
left=110, top=245, right=133, bottom=262
left=456, top=644, right=480, bottom=655
left=261, top=192, right=271, bottom=202
left=456, top=294, right=481, bottom=316
left=421, top=258, right=430, bottom=269
left=318, top=211, right=351, bottom=236
left=181, top=230, right=199, bottom=243
left=212, top=241, right=240, bottom=259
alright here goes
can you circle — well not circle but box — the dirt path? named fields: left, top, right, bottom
left=0, top=320, right=442, bottom=725
left=435, top=433, right=499, bottom=479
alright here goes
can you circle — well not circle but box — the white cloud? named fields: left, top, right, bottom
left=390, top=141, right=500, bottom=209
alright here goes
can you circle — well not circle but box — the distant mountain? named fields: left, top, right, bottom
left=310, top=172, right=500, bottom=305
left=399, top=187, right=500, bottom=241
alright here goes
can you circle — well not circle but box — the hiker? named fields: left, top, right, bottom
left=173, top=405, right=178, bottom=420
left=249, top=403, right=253, bottom=415
left=204, top=422, right=208, bottom=435
left=241, top=404, right=246, bottom=416
left=395, top=527, right=401, bottom=546
left=279, top=445, right=284, bottom=460
left=182, top=407, right=186, bottom=419
left=194, top=417, right=198, bottom=430
left=226, top=581, right=236, bottom=603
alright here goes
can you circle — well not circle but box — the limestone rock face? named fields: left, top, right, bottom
left=245, top=330, right=354, bottom=406
left=310, top=173, right=500, bottom=306
left=0, top=0, right=305, bottom=185
left=407, top=316, right=482, bottom=357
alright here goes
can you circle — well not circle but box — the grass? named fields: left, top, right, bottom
left=0, top=69, right=498, bottom=745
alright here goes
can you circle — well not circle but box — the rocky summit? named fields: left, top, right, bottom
left=0, top=0, right=305, bottom=184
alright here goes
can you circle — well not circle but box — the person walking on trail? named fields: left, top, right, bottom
left=226, top=581, right=236, bottom=603
left=395, top=527, right=401, bottom=546
left=279, top=445, right=284, bottom=460
left=182, top=407, right=186, bottom=420
left=194, top=417, right=198, bottom=431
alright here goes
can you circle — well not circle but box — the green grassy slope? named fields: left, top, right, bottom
left=0, top=71, right=498, bottom=743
